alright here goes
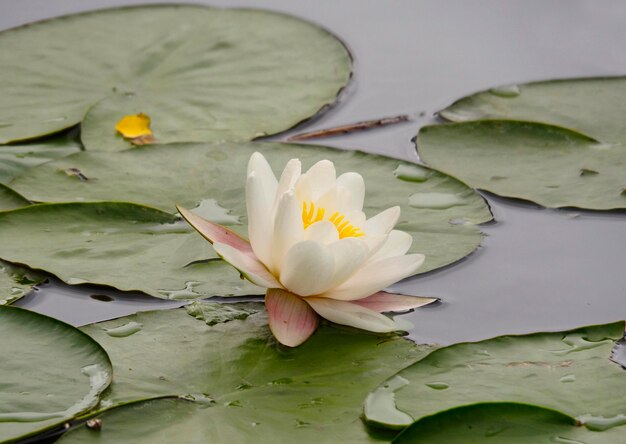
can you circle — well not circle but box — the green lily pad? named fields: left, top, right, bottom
left=0, top=5, right=351, bottom=148
left=56, top=302, right=433, bottom=443
left=439, top=76, right=626, bottom=143
left=0, top=260, right=45, bottom=305
left=0, top=306, right=112, bottom=443
left=0, top=202, right=258, bottom=299
left=416, top=121, right=626, bottom=209
left=0, top=137, right=81, bottom=184
left=11, top=141, right=492, bottom=274
left=0, top=183, right=30, bottom=210
left=364, top=321, right=626, bottom=430
left=393, top=403, right=626, bottom=443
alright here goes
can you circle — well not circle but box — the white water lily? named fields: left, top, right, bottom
left=178, top=152, right=433, bottom=347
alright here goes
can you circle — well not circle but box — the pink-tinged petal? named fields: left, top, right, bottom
left=367, top=230, right=413, bottom=263
left=352, top=291, right=438, bottom=313
left=266, top=288, right=319, bottom=347
left=272, top=191, right=305, bottom=268
left=213, top=242, right=281, bottom=288
left=177, top=205, right=252, bottom=253
left=305, top=297, right=399, bottom=333
left=364, top=206, right=401, bottom=236
left=320, top=253, right=426, bottom=301
left=280, top=240, right=335, bottom=296
left=336, top=172, right=365, bottom=212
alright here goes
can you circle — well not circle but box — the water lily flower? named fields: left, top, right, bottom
left=178, top=152, right=433, bottom=347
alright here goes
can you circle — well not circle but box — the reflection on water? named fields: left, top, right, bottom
left=394, top=194, right=626, bottom=345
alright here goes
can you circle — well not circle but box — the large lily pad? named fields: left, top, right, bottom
left=394, top=403, right=626, bottom=443
left=11, top=141, right=492, bottom=274
left=0, top=183, right=30, bottom=210
left=0, top=137, right=81, bottom=184
left=0, top=5, right=351, bottom=148
left=0, top=202, right=258, bottom=299
left=416, top=121, right=626, bottom=209
left=439, top=76, right=626, bottom=143
left=364, top=322, right=626, bottom=430
left=56, top=303, right=432, bottom=443
left=0, top=260, right=45, bottom=305
left=0, top=306, right=112, bottom=443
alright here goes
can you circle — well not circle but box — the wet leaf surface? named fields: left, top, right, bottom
left=0, top=183, right=30, bottom=210
left=11, top=141, right=492, bottom=275
left=440, top=76, right=626, bottom=143
left=417, top=121, right=626, bottom=209
left=393, top=402, right=626, bottom=443
left=364, top=322, right=626, bottom=430
left=424, top=77, right=626, bottom=210
left=0, top=306, right=112, bottom=443
left=0, top=202, right=259, bottom=299
left=0, top=137, right=80, bottom=184
left=0, top=5, right=351, bottom=148
left=0, top=260, right=45, bottom=305
left=56, top=303, right=433, bottom=443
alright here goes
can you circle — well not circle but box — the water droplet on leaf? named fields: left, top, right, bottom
left=489, top=84, right=520, bottom=97
left=363, top=375, right=413, bottom=428
left=409, top=192, right=465, bottom=209
left=559, top=374, right=576, bottom=383
left=103, top=321, right=143, bottom=338
left=394, top=164, right=429, bottom=182
left=578, top=413, right=626, bottom=431
left=425, top=382, right=449, bottom=390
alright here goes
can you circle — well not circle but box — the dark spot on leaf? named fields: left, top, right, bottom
left=86, top=418, right=102, bottom=430
left=579, top=168, right=599, bottom=176
left=64, top=167, right=90, bottom=181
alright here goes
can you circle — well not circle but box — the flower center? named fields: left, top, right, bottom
left=301, top=201, right=364, bottom=239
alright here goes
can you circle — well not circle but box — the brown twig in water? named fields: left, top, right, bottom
left=287, top=114, right=413, bottom=141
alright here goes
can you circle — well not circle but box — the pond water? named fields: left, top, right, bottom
left=6, top=0, right=626, bottom=345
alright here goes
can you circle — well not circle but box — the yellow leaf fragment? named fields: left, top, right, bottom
left=115, top=113, right=153, bottom=139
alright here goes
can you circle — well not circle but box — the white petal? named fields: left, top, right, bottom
left=367, top=230, right=413, bottom=263
left=320, top=254, right=425, bottom=301
left=294, top=174, right=312, bottom=203
left=304, top=160, right=336, bottom=200
left=304, top=220, right=339, bottom=244
left=342, top=210, right=366, bottom=230
left=246, top=173, right=275, bottom=270
left=213, top=242, right=281, bottom=288
left=364, top=206, right=401, bottom=236
left=353, top=291, right=438, bottom=312
left=248, top=152, right=277, bottom=182
left=323, top=238, right=370, bottom=291
left=280, top=240, right=335, bottom=296
left=275, top=159, right=301, bottom=201
left=336, top=172, right=365, bottom=212
left=272, top=191, right=304, bottom=269
left=315, top=187, right=337, bottom=214
left=361, top=234, right=388, bottom=256
left=305, top=297, right=399, bottom=332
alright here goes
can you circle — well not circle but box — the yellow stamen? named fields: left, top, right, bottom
left=301, top=201, right=364, bottom=238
